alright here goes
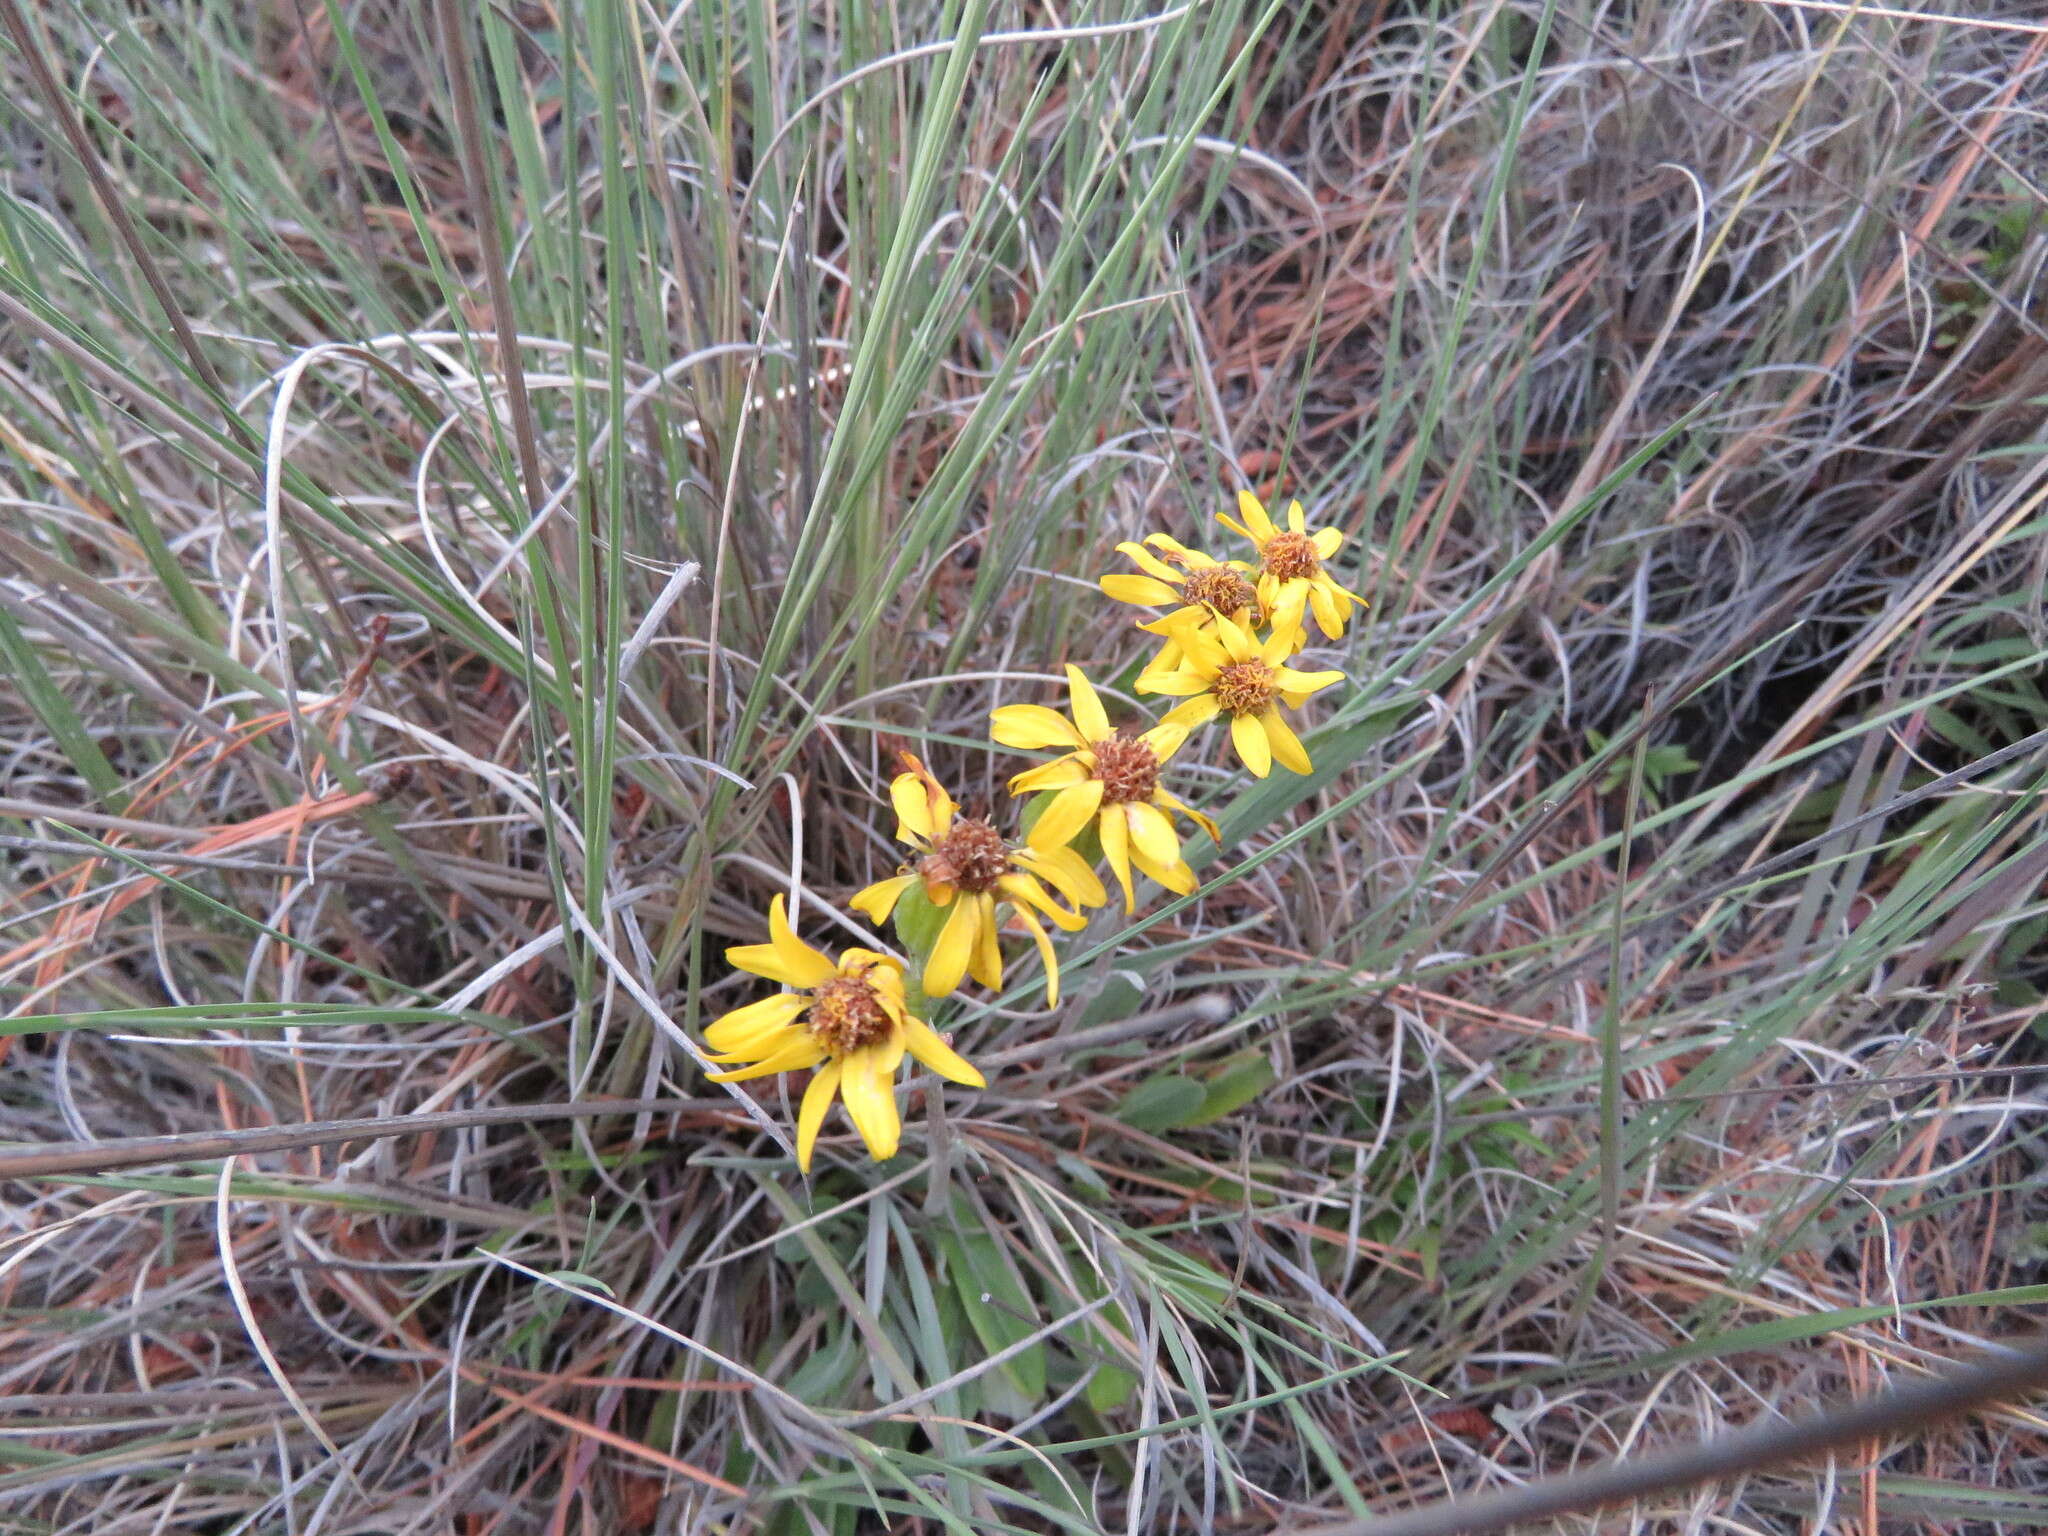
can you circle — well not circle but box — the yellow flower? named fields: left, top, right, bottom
left=1099, top=534, right=1261, bottom=632
left=990, top=664, right=1220, bottom=911
left=849, top=754, right=1103, bottom=1006
left=1140, top=613, right=1344, bottom=778
left=704, top=896, right=983, bottom=1170
left=1217, top=491, right=1366, bottom=646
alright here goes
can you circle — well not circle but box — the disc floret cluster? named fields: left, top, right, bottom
left=700, top=491, right=1363, bottom=1167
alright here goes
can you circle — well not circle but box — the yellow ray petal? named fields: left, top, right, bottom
left=1270, top=665, right=1345, bottom=694
left=1311, top=525, right=1342, bottom=559
left=998, top=872, right=1087, bottom=933
left=1129, top=843, right=1197, bottom=896
left=1285, top=499, right=1307, bottom=534
left=1138, top=722, right=1189, bottom=763
left=704, top=991, right=810, bottom=1053
left=849, top=873, right=915, bottom=925
left=1009, top=756, right=1091, bottom=794
left=1262, top=707, right=1312, bottom=774
left=1027, top=777, right=1105, bottom=852
left=1100, top=573, right=1181, bottom=606
left=1099, top=802, right=1136, bottom=912
left=1210, top=611, right=1260, bottom=661
left=1011, top=844, right=1107, bottom=910
left=836, top=1046, right=901, bottom=1160
left=1172, top=620, right=1231, bottom=672
left=1236, top=489, right=1278, bottom=542
left=1008, top=902, right=1061, bottom=1008
left=1231, top=711, right=1273, bottom=777
left=903, top=1015, right=985, bottom=1087
left=1118, top=539, right=1187, bottom=583
left=923, top=892, right=981, bottom=996
left=969, top=892, right=1003, bottom=990
left=888, top=769, right=933, bottom=843
left=1162, top=694, right=1221, bottom=729
left=705, top=1034, right=826, bottom=1082
left=1260, top=621, right=1300, bottom=667
left=727, top=895, right=836, bottom=988
left=1308, top=582, right=1343, bottom=640
left=1124, top=800, right=1182, bottom=868
left=1064, top=664, right=1111, bottom=742
left=795, top=1061, right=843, bottom=1172
left=1156, top=788, right=1221, bottom=845
left=990, top=703, right=1086, bottom=751
left=1134, top=667, right=1211, bottom=698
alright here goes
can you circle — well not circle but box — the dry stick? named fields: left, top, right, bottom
left=0, top=1098, right=727, bottom=1182
left=1287, top=1337, right=2048, bottom=1536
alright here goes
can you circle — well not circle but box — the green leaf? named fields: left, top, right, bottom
left=539, top=1270, right=614, bottom=1298
left=1181, top=1051, right=1275, bottom=1126
left=1112, top=1072, right=1207, bottom=1132
left=937, top=1228, right=1046, bottom=1402
left=0, top=603, right=126, bottom=810
left=891, top=879, right=948, bottom=960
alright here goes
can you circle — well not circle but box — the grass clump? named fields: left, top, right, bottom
left=3, top=2, right=2047, bottom=1531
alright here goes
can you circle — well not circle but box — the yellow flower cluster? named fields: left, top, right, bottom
left=699, top=490, right=1361, bottom=1168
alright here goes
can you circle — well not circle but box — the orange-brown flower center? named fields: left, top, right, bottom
left=1091, top=734, right=1161, bottom=804
left=1178, top=564, right=1258, bottom=616
left=1213, top=660, right=1277, bottom=717
left=916, top=816, right=1011, bottom=894
left=1261, top=530, right=1320, bottom=583
left=808, top=974, right=894, bottom=1054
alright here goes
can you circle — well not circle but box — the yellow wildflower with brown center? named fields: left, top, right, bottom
left=990, top=665, right=1220, bottom=911
left=850, top=754, right=1103, bottom=1006
left=1142, top=613, right=1345, bottom=777
left=1217, top=491, right=1366, bottom=647
left=1099, top=534, right=1261, bottom=633
left=703, top=896, right=982, bottom=1169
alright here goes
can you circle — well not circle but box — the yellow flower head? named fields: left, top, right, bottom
left=1140, top=613, right=1345, bottom=778
left=1218, top=491, right=1366, bottom=647
left=990, top=664, right=1221, bottom=911
left=704, top=896, right=984, bottom=1170
left=850, top=754, right=1104, bottom=1007
left=1099, top=534, right=1261, bottom=633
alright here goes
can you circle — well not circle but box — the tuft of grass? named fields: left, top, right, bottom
left=3, top=1, right=2046, bottom=1531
